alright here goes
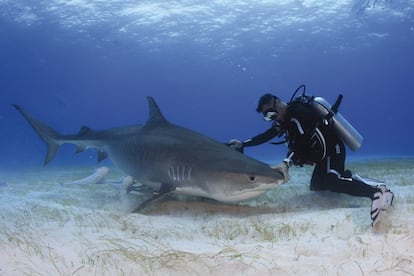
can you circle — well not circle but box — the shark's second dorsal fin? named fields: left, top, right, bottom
left=78, top=126, right=93, bottom=136
left=146, top=96, right=168, bottom=125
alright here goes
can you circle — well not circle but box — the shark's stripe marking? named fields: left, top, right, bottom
left=168, top=165, right=193, bottom=182
left=187, top=167, right=192, bottom=181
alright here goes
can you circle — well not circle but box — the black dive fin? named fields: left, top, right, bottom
left=13, top=104, right=61, bottom=165
left=132, top=183, right=176, bottom=212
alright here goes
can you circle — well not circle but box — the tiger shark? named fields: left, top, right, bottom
left=14, top=97, right=286, bottom=209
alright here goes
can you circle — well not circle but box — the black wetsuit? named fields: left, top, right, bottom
left=244, top=99, right=380, bottom=199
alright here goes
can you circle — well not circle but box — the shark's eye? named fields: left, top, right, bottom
left=249, top=176, right=256, bottom=182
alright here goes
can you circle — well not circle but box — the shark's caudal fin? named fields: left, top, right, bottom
left=146, top=96, right=168, bottom=125
left=13, top=104, right=61, bottom=165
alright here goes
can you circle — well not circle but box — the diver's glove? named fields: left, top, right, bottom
left=271, top=162, right=290, bottom=183
left=229, top=139, right=244, bottom=153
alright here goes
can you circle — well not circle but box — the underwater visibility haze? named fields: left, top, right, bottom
left=1, top=1, right=414, bottom=275
left=1, top=0, right=414, bottom=167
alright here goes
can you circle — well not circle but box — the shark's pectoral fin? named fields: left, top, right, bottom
left=132, top=183, right=176, bottom=213
left=154, top=182, right=176, bottom=197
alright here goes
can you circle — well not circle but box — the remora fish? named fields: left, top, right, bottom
left=13, top=97, right=286, bottom=208
left=62, top=166, right=109, bottom=186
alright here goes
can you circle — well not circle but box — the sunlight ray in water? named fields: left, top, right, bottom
left=1, top=0, right=411, bottom=54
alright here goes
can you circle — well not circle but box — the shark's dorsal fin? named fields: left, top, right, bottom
left=146, top=96, right=168, bottom=125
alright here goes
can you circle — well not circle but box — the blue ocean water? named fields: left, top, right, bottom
left=1, top=0, right=413, bottom=168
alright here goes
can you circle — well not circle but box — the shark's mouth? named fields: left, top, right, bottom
left=217, top=182, right=276, bottom=203
left=176, top=182, right=275, bottom=203
left=216, top=189, right=269, bottom=203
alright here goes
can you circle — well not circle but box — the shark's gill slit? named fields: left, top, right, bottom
left=187, top=167, right=192, bottom=181
left=181, top=166, right=185, bottom=182
left=167, top=168, right=172, bottom=180
left=176, top=167, right=180, bottom=181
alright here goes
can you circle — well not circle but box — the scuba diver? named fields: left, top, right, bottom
left=229, top=85, right=394, bottom=226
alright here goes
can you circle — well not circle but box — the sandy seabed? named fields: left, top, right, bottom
left=0, top=157, right=413, bottom=275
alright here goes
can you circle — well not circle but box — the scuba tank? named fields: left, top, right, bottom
left=289, top=85, right=363, bottom=152
left=311, top=96, right=363, bottom=151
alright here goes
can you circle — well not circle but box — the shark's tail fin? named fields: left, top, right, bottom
left=13, top=104, right=62, bottom=165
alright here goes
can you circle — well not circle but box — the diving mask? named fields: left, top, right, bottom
left=263, top=111, right=278, bottom=121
